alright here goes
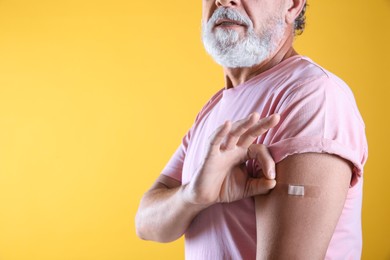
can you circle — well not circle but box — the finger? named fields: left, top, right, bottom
left=223, top=113, right=259, bottom=150
left=208, top=120, right=232, bottom=155
left=247, top=144, right=276, bottom=179
left=244, top=178, right=276, bottom=198
left=237, top=114, right=280, bottom=148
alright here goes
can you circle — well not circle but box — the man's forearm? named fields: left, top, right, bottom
left=135, top=184, right=208, bottom=242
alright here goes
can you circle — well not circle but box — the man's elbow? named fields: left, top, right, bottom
left=135, top=212, right=153, bottom=241
left=135, top=213, right=174, bottom=243
left=135, top=212, right=146, bottom=240
left=135, top=229, right=147, bottom=241
left=135, top=227, right=175, bottom=243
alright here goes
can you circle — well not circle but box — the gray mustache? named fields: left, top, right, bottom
left=209, top=7, right=251, bottom=27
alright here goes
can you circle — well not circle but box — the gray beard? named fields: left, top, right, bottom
left=202, top=8, right=285, bottom=68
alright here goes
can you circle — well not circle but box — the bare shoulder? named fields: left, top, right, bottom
left=255, top=152, right=353, bottom=259
left=276, top=152, right=353, bottom=186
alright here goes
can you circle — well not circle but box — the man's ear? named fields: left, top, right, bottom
left=284, top=0, right=306, bottom=25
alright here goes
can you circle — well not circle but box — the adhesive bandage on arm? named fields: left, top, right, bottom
left=288, top=185, right=305, bottom=196
left=278, top=183, right=321, bottom=198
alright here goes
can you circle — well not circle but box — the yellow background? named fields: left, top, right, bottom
left=0, top=0, right=388, bottom=259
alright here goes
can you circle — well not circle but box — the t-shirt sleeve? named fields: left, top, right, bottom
left=160, top=128, right=191, bottom=183
left=262, top=76, right=368, bottom=187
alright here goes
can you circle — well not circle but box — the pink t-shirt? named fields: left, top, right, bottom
left=161, top=55, right=368, bottom=260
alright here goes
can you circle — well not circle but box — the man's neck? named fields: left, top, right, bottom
left=223, top=39, right=298, bottom=89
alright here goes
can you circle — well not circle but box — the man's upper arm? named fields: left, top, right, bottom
left=255, top=152, right=353, bottom=260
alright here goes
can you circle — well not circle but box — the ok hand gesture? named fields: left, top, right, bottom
left=184, top=113, right=280, bottom=206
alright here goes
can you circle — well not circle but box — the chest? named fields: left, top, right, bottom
left=181, top=90, right=273, bottom=184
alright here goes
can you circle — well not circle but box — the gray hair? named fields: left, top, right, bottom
left=294, top=2, right=307, bottom=35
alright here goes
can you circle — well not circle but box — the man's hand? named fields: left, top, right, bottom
left=184, top=113, right=280, bottom=206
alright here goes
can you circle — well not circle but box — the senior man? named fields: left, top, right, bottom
left=136, top=0, right=368, bottom=259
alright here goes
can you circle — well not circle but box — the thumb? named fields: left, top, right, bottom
left=245, top=178, right=276, bottom=197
